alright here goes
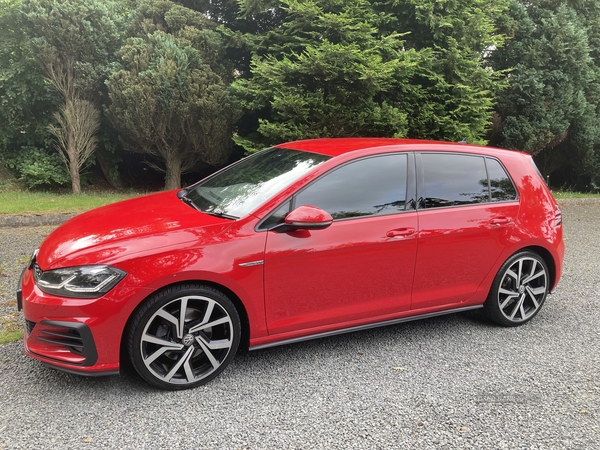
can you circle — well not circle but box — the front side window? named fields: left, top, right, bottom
left=185, top=148, right=330, bottom=218
left=294, top=154, right=408, bottom=220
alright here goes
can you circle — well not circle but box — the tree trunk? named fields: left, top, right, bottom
left=164, top=152, right=182, bottom=190
left=96, top=152, right=124, bottom=189
left=67, top=130, right=81, bottom=195
left=69, top=154, right=81, bottom=194
left=70, top=172, right=81, bottom=194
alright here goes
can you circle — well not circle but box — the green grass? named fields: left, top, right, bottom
left=553, top=190, right=600, bottom=199
left=0, top=190, right=148, bottom=215
left=0, top=330, right=23, bottom=344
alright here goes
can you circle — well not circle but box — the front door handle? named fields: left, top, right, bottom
left=386, top=227, right=416, bottom=238
left=490, top=217, right=512, bottom=226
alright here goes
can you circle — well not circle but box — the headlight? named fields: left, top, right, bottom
left=33, top=265, right=126, bottom=298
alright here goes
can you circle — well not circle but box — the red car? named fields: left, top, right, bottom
left=18, top=138, right=564, bottom=390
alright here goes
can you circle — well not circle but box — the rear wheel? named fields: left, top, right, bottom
left=484, top=251, right=549, bottom=326
left=127, top=284, right=240, bottom=390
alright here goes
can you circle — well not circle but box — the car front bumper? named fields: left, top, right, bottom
left=19, top=267, right=122, bottom=375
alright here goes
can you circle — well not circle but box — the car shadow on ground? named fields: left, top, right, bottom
left=3, top=309, right=500, bottom=393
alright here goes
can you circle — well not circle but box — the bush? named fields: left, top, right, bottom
left=3, top=146, right=70, bottom=189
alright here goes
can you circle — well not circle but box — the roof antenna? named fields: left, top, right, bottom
left=458, top=138, right=467, bottom=144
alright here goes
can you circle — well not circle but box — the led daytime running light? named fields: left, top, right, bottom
left=33, top=265, right=126, bottom=298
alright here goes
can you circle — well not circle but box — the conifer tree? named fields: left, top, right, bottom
left=106, top=0, right=240, bottom=190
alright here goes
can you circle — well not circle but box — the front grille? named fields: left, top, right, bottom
left=25, top=320, right=36, bottom=336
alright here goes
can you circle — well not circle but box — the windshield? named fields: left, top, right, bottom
left=185, top=148, right=331, bottom=218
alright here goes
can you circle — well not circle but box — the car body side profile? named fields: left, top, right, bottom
left=18, top=138, right=564, bottom=389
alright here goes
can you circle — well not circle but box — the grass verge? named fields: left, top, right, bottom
left=0, top=329, right=23, bottom=344
left=0, top=307, right=23, bottom=344
left=553, top=190, right=600, bottom=199
left=0, top=189, right=147, bottom=215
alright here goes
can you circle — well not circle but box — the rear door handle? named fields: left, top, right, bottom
left=386, top=227, right=416, bottom=238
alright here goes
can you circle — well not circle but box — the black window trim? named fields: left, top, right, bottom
left=415, top=151, right=519, bottom=211
left=256, top=199, right=293, bottom=231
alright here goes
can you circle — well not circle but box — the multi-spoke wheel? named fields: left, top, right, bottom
left=127, top=284, right=241, bottom=390
left=484, top=251, right=549, bottom=326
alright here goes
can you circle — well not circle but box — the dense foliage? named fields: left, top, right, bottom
left=232, top=0, right=415, bottom=151
left=489, top=0, right=600, bottom=190
left=21, top=0, right=127, bottom=193
left=106, top=0, right=240, bottom=190
left=0, top=0, right=599, bottom=192
left=0, top=0, right=59, bottom=187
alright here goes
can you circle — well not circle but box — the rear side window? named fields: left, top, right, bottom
left=421, top=154, right=488, bottom=208
left=420, top=153, right=516, bottom=209
left=294, top=154, right=408, bottom=220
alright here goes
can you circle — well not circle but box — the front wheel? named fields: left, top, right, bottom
left=484, top=251, right=549, bottom=327
left=127, top=284, right=241, bottom=390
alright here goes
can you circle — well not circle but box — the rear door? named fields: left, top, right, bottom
left=411, top=153, right=519, bottom=310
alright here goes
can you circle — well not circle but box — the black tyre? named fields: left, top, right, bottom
left=484, top=251, right=549, bottom=327
left=127, top=284, right=241, bottom=390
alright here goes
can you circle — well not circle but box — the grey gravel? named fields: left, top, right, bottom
left=0, top=205, right=599, bottom=449
left=0, top=213, right=76, bottom=228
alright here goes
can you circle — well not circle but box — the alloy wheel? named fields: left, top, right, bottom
left=485, top=252, right=549, bottom=326
left=129, top=286, right=240, bottom=389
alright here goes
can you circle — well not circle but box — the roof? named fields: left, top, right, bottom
left=274, top=137, right=484, bottom=157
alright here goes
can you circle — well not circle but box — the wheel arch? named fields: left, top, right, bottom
left=119, top=280, right=252, bottom=371
left=520, top=245, right=557, bottom=291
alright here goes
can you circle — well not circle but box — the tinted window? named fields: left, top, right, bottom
left=421, top=154, right=488, bottom=208
left=487, top=158, right=517, bottom=201
left=295, top=154, right=408, bottom=220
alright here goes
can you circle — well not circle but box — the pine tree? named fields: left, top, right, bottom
left=232, top=0, right=423, bottom=151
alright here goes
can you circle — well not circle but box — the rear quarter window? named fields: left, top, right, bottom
left=486, top=158, right=517, bottom=202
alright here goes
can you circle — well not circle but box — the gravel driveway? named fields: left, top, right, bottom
left=0, top=205, right=598, bottom=449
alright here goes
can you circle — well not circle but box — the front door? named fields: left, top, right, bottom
left=263, top=153, right=418, bottom=335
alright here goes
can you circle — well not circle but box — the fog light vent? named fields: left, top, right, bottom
left=25, top=320, right=36, bottom=336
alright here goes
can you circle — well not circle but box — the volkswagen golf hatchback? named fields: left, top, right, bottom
left=18, top=138, right=564, bottom=390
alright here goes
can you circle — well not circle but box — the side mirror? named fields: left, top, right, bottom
left=271, top=205, right=333, bottom=233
